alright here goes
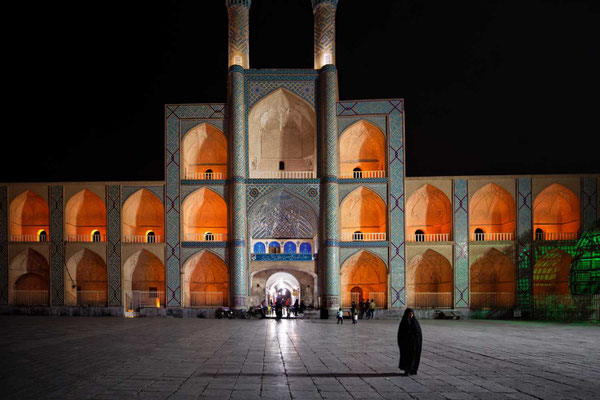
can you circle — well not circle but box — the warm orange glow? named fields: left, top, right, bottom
left=122, top=189, right=164, bottom=240
left=9, top=249, right=50, bottom=298
left=340, top=187, right=387, bottom=237
left=184, top=250, right=229, bottom=307
left=9, top=190, right=49, bottom=237
left=65, top=190, right=106, bottom=238
left=470, top=248, right=516, bottom=308
left=406, top=184, right=451, bottom=236
left=155, top=297, right=160, bottom=308
left=533, top=183, right=580, bottom=238
left=340, top=251, right=387, bottom=307
left=339, top=120, right=386, bottom=176
left=406, top=250, right=453, bottom=304
left=182, top=123, right=228, bottom=179
left=130, top=250, right=165, bottom=292
left=533, top=249, right=571, bottom=296
left=182, top=188, right=228, bottom=238
left=469, top=183, right=515, bottom=236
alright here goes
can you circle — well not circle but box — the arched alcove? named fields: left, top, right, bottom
left=406, top=184, right=451, bottom=241
left=182, top=188, right=227, bottom=241
left=533, top=183, right=580, bottom=240
left=182, top=250, right=228, bottom=307
left=64, top=249, right=107, bottom=306
left=122, top=249, right=165, bottom=307
left=181, top=123, right=227, bottom=179
left=9, top=190, right=50, bottom=241
left=406, top=249, right=453, bottom=308
left=65, top=190, right=106, bottom=242
left=340, top=251, right=387, bottom=308
left=339, top=120, right=386, bottom=178
left=340, top=187, right=387, bottom=241
left=469, top=183, right=515, bottom=240
left=248, top=88, right=317, bottom=178
left=533, top=249, right=571, bottom=297
left=470, top=248, right=516, bottom=309
left=9, top=248, right=49, bottom=305
left=122, top=189, right=164, bottom=243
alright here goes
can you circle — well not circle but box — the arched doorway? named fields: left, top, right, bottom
left=340, top=251, right=388, bottom=308
left=9, top=248, right=50, bottom=306
left=265, top=272, right=301, bottom=309
left=122, top=250, right=165, bottom=309
left=64, top=249, right=108, bottom=307
left=470, top=248, right=516, bottom=309
left=406, top=250, right=453, bottom=308
left=182, top=250, right=229, bottom=308
left=339, top=120, right=386, bottom=178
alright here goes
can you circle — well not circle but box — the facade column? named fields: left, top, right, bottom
left=312, top=0, right=338, bottom=69
left=228, top=65, right=247, bottom=308
left=320, top=65, right=339, bottom=312
left=226, top=0, right=251, bottom=69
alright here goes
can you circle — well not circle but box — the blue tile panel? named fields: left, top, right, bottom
left=252, top=254, right=314, bottom=262
left=49, top=186, right=64, bottom=305
left=106, top=185, right=121, bottom=307
left=582, top=177, right=598, bottom=231
left=0, top=186, right=7, bottom=304
left=517, top=177, right=533, bottom=310
left=453, top=179, right=469, bottom=308
left=337, top=98, right=405, bottom=308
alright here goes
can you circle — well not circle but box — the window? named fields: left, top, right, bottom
left=353, top=167, right=362, bottom=179
left=353, top=231, right=364, bottom=241
left=299, top=242, right=312, bottom=254
left=149, top=287, right=158, bottom=298
left=474, top=228, right=484, bottom=241
left=91, top=230, right=101, bottom=242
left=253, top=242, right=266, bottom=254
left=205, top=169, right=213, bottom=180
left=284, top=241, right=297, bottom=254
left=279, top=161, right=285, bottom=171
left=205, top=232, right=214, bottom=241
left=268, top=242, right=281, bottom=254
left=38, top=230, right=47, bottom=242
left=415, top=229, right=425, bottom=242
left=146, top=231, right=155, bottom=243
left=535, top=228, right=544, bottom=241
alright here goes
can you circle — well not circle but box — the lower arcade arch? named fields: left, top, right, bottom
left=250, top=267, right=317, bottom=309
left=182, top=250, right=229, bottom=308
left=122, top=250, right=165, bottom=307
left=64, top=249, right=108, bottom=306
left=469, top=248, right=516, bottom=309
left=533, top=249, right=571, bottom=297
left=340, top=251, right=388, bottom=308
left=9, top=248, right=50, bottom=305
left=406, top=250, right=453, bottom=308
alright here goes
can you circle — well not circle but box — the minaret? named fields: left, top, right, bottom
left=312, top=0, right=338, bottom=69
left=226, top=0, right=251, bottom=69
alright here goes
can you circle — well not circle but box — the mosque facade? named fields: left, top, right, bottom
left=1, top=0, right=598, bottom=318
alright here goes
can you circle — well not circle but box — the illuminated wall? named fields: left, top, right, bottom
left=9, top=249, right=50, bottom=302
left=182, top=188, right=228, bottom=238
left=406, top=249, right=453, bottom=306
left=65, top=190, right=107, bottom=238
left=122, top=189, right=164, bottom=240
left=340, top=187, right=387, bottom=237
left=122, top=249, right=165, bottom=294
left=340, top=251, right=387, bottom=307
left=533, top=248, right=571, bottom=296
left=406, top=184, right=452, bottom=236
left=9, top=190, right=49, bottom=238
left=469, top=183, right=515, bottom=235
left=181, top=123, right=227, bottom=179
left=64, top=249, right=107, bottom=306
left=533, top=183, right=580, bottom=237
left=470, top=248, right=516, bottom=308
left=182, top=250, right=228, bottom=307
left=339, top=120, right=385, bottom=176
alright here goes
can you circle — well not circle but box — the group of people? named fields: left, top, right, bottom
left=336, top=299, right=377, bottom=325
left=260, top=298, right=305, bottom=319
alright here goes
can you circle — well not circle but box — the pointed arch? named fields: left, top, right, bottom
left=248, top=88, right=317, bottom=177
left=469, top=183, right=515, bottom=239
left=533, top=183, right=580, bottom=239
left=64, top=249, right=107, bottom=306
left=65, top=190, right=106, bottom=241
left=339, top=120, right=386, bottom=177
left=340, top=187, right=387, bottom=240
left=182, top=188, right=228, bottom=241
left=9, top=248, right=49, bottom=305
left=406, top=249, right=453, bottom=308
left=9, top=190, right=49, bottom=240
left=533, top=248, right=571, bottom=296
left=406, top=184, right=452, bottom=240
left=122, top=189, right=164, bottom=242
left=181, top=123, right=227, bottom=179
left=182, top=250, right=228, bottom=307
left=470, top=248, right=516, bottom=309
left=122, top=250, right=165, bottom=306
left=340, top=250, right=388, bottom=308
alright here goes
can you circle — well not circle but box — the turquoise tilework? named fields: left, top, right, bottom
left=0, top=186, right=7, bottom=304
left=106, top=185, right=121, bottom=307
left=517, top=177, right=533, bottom=310
left=582, top=177, right=598, bottom=231
left=49, top=186, right=64, bottom=305
left=453, top=179, right=469, bottom=307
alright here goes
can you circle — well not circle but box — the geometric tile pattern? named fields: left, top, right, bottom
left=313, top=1, right=337, bottom=67
left=49, top=186, right=64, bottom=306
left=0, top=186, right=7, bottom=304
left=106, top=185, right=121, bottom=307
left=337, top=98, right=405, bottom=308
left=246, top=184, right=320, bottom=210
left=453, top=179, right=469, bottom=308
left=582, top=177, right=598, bottom=231
left=227, top=2, right=250, bottom=69
left=517, top=178, right=533, bottom=310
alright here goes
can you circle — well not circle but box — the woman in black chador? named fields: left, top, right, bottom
left=397, top=308, right=422, bottom=376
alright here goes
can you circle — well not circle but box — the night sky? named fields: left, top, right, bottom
left=4, top=0, right=599, bottom=183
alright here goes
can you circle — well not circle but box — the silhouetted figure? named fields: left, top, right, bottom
left=397, top=308, right=422, bottom=376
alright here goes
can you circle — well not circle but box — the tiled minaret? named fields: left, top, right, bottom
left=312, top=0, right=338, bottom=69
left=226, top=0, right=251, bottom=69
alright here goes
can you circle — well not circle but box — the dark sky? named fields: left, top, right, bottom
left=4, top=0, right=599, bottom=183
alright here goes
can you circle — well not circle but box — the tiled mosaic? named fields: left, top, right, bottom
left=107, top=185, right=121, bottom=306
left=453, top=179, right=469, bottom=308
left=517, top=178, right=533, bottom=310
left=582, top=177, right=598, bottom=231
left=49, top=186, right=64, bottom=305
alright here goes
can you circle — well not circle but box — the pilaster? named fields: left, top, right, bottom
left=49, top=185, right=64, bottom=306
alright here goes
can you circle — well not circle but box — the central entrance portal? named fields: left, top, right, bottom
left=265, top=272, right=300, bottom=307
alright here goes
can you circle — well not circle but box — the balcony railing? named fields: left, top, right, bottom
left=470, top=292, right=516, bottom=309
left=343, top=292, right=386, bottom=308
left=65, top=290, right=107, bottom=307
left=183, top=233, right=228, bottom=242
left=123, top=235, right=162, bottom=243
left=184, top=171, right=224, bottom=180
left=534, top=232, right=578, bottom=241
left=130, top=291, right=165, bottom=308
left=66, top=234, right=107, bottom=243
left=252, top=171, right=315, bottom=179
left=409, top=292, right=453, bottom=308
left=13, top=290, right=49, bottom=306
left=341, top=232, right=386, bottom=242
left=339, top=170, right=386, bottom=179
left=190, top=292, right=224, bottom=308
left=407, top=233, right=450, bottom=242
left=10, top=234, right=49, bottom=243
left=471, top=232, right=514, bottom=242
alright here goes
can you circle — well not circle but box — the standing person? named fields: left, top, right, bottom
left=359, top=298, right=365, bottom=319
left=369, top=298, right=376, bottom=319
left=397, top=308, right=422, bottom=376
left=364, top=299, right=370, bottom=319
left=293, top=298, right=299, bottom=316
left=285, top=297, right=291, bottom=318
left=350, top=301, right=356, bottom=318
left=337, top=308, right=344, bottom=324
left=352, top=307, right=358, bottom=324
left=275, top=299, right=283, bottom=320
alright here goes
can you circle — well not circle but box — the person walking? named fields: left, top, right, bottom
left=397, top=308, right=422, bottom=376
left=368, top=298, right=376, bottom=319
left=364, top=299, right=370, bottom=319
left=358, top=298, right=365, bottom=319
left=352, top=307, right=358, bottom=324
left=337, top=308, right=344, bottom=324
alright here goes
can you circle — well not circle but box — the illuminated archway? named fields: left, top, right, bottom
left=533, top=183, right=580, bottom=239
left=470, top=248, right=516, bottom=309
left=248, top=88, right=316, bottom=177
left=182, top=123, right=227, bottom=179
left=9, top=190, right=49, bottom=241
left=182, top=188, right=227, bottom=241
left=182, top=250, right=228, bottom=307
left=122, top=250, right=165, bottom=306
left=9, top=248, right=49, bottom=305
left=406, top=184, right=451, bottom=240
left=407, top=249, right=453, bottom=308
left=340, top=251, right=387, bottom=308
left=265, top=272, right=301, bottom=306
left=340, top=187, right=386, bottom=240
left=533, top=249, right=571, bottom=296
left=339, top=120, right=385, bottom=177
left=469, top=183, right=515, bottom=239
left=65, top=190, right=106, bottom=241
left=64, top=249, right=107, bottom=306
left=122, top=189, right=164, bottom=242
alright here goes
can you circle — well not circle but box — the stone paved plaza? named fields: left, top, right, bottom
left=0, top=316, right=599, bottom=400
